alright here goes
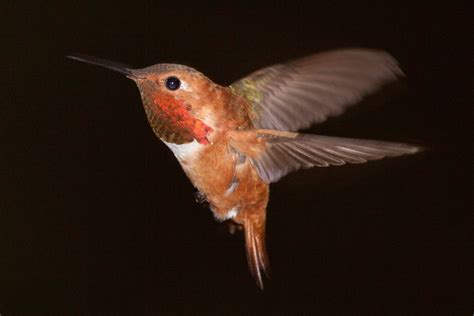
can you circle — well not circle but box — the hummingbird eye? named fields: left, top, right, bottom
left=165, top=76, right=181, bottom=91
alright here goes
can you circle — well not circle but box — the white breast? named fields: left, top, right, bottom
left=163, top=139, right=204, bottom=162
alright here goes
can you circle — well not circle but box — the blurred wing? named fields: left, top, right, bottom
left=252, top=131, right=421, bottom=183
left=230, top=49, right=403, bottom=131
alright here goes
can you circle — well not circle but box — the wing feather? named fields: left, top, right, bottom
left=252, top=133, right=421, bottom=183
left=230, top=49, right=403, bottom=131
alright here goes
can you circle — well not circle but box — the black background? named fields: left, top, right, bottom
left=1, top=2, right=471, bottom=314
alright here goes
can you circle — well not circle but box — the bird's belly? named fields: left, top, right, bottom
left=165, top=139, right=268, bottom=221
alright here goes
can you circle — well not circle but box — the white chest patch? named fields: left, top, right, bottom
left=163, top=139, right=204, bottom=162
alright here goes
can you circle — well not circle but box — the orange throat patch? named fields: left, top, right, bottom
left=141, top=91, right=213, bottom=145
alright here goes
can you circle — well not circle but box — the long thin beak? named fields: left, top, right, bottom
left=67, top=54, right=143, bottom=79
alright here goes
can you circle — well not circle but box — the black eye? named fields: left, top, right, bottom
left=165, top=76, right=181, bottom=91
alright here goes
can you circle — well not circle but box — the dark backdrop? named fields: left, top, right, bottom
left=1, top=2, right=471, bottom=314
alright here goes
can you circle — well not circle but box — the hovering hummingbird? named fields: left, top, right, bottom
left=69, top=49, right=421, bottom=289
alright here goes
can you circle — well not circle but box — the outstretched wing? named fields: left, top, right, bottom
left=251, top=131, right=421, bottom=183
left=230, top=49, right=403, bottom=131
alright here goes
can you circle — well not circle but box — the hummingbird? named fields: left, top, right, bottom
left=68, top=49, right=421, bottom=289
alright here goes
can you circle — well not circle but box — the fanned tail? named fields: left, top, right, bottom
left=242, top=217, right=270, bottom=290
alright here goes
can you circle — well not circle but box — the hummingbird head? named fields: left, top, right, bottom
left=68, top=54, right=217, bottom=145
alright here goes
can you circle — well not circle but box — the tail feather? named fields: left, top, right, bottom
left=243, top=218, right=270, bottom=290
